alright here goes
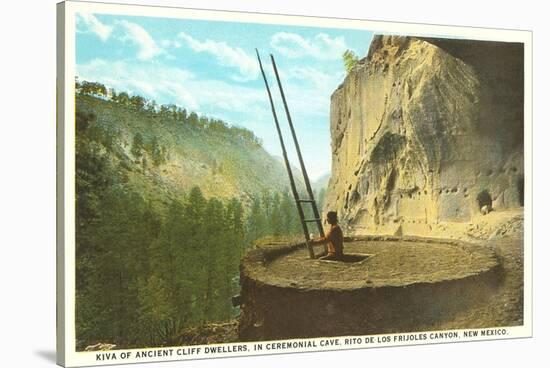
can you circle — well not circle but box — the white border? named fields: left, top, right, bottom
left=57, top=1, right=533, bottom=367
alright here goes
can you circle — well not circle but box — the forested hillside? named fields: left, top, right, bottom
left=75, top=81, right=320, bottom=349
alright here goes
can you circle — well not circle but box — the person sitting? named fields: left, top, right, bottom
left=310, top=211, right=344, bottom=261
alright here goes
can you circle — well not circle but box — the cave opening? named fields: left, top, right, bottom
left=517, top=176, right=524, bottom=207
left=476, top=190, right=493, bottom=210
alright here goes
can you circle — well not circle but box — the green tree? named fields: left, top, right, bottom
left=245, top=196, right=267, bottom=245
left=115, top=91, right=130, bottom=105
left=188, top=112, right=199, bottom=126
left=145, top=99, right=158, bottom=114
left=177, top=107, right=187, bottom=123
left=268, top=192, right=283, bottom=236
left=131, top=132, right=145, bottom=160
left=76, top=187, right=159, bottom=346
left=343, top=49, right=359, bottom=72
left=130, top=95, right=146, bottom=110
left=149, top=136, right=166, bottom=167
left=201, top=198, right=225, bottom=321
left=280, top=191, right=300, bottom=235
left=219, top=198, right=244, bottom=319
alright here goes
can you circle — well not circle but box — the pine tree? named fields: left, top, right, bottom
left=202, top=198, right=225, bottom=321
left=182, top=186, right=208, bottom=323
left=246, top=196, right=267, bottom=244
left=223, top=198, right=245, bottom=318
left=269, top=192, right=283, bottom=236
left=131, top=132, right=144, bottom=160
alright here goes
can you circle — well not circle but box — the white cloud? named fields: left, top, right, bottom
left=77, top=59, right=338, bottom=127
left=76, top=15, right=164, bottom=60
left=76, top=59, right=268, bottom=115
left=118, top=20, right=163, bottom=61
left=264, top=63, right=344, bottom=120
left=191, top=79, right=266, bottom=112
left=177, top=32, right=258, bottom=81
left=77, top=59, right=198, bottom=109
left=285, top=66, right=344, bottom=92
left=76, top=13, right=113, bottom=41
left=161, top=39, right=182, bottom=49
left=270, top=32, right=348, bottom=60
left=161, top=81, right=200, bottom=111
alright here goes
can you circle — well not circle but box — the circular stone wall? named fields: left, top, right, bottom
left=238, top=236, right=500, bottom=341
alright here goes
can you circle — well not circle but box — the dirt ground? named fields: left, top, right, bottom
left=437, top=209, right=525, bottom=328
left=437, top=235, right=524, bottom=329
left=266, top=239, right=497, bottom=289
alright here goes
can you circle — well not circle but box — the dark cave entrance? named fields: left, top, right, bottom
left=517, top=176, right=524, bottom=207
left=476, top=190, right=493, bottom=210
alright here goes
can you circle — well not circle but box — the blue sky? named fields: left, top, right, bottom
left=75, top=13, right=373, bottom=180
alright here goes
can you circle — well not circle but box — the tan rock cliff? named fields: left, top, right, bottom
left=324, top=35, right=524, bottom=236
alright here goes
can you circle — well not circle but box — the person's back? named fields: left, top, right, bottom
left=310, top=211, right=344, bottom=260
left=325, top=223, right=343, bottom=257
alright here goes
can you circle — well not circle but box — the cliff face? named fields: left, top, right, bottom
left=325, top=35, right=524, bottom=236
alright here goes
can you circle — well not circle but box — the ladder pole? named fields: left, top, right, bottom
left=270, top=55, right=327, bottom=251
left=256, top=49, right=314, bottom=259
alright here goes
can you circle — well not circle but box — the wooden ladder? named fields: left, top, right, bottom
left=256, top=49, right=327, bottom=259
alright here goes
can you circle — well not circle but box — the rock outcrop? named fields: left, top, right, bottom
left=325, top=35, right=524, bottom=236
